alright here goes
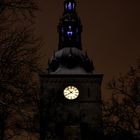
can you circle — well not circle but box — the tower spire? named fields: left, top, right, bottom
left=58, top=0, right=82, bottom=50
left=47, top=0, right=94, bottom=73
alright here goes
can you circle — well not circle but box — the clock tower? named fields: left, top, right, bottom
left=40, top=0, right=103, bottom=140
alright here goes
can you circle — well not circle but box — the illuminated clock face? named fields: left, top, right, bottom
left=63, top=86, right=79, bottom=100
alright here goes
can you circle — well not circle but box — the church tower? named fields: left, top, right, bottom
left=40, top=0, right=103, bottom=139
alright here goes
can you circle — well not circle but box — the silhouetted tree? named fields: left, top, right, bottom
left=103, top=60, right=140, bottom=140
left=0, top=0, right=40, bottom=140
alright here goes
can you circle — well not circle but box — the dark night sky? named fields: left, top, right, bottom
left=35, top=0, right=140, bottom=99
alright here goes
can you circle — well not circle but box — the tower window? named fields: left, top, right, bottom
left=67, top=26, right=73, bottom=37
left=68, top=2, right=72, bottom=10
left=65, top=2, right=75, bottom=11
left=67, top=31, right=73, bottom=37
left=69, top=26, right=72, bottom=29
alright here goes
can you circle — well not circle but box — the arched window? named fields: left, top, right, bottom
left=65, top=2, right=75, bottom=12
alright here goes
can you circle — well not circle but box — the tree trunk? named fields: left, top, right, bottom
left=0, top=106, right=6, bottom=140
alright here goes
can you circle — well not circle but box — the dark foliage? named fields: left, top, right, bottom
left=103, top=60, right=140, bottom=140
left=0, top=0, right=41, bottom=139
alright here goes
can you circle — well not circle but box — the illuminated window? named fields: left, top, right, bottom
left=65, top=2, right=75, bottom=11
left=67, top=31, right=73, bottom=37
left=67, top=26, right=73, bottom=37
left=69, top=26, right=71, bottom=29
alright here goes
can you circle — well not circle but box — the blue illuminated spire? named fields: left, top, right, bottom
left=47, top=0, right=95, bottom=73
left=58, top=0, right=82, bottom=50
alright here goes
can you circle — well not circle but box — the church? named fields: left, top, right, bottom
left=40, top=0, right=103, bottom=139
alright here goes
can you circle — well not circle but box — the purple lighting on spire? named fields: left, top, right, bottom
left=68, top=2, right=72, bottom=10
left=67, top=31, right=73, bottom=37
left=65, top=2, right=75, bottom=11
left=67, top=25, right=73, bottom=37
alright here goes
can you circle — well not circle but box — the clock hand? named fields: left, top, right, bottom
left=65, top=90, right=72, bottom=96
left=67, top=92, right=73, bottom=95
left=66, top=90, right=74, bottom=96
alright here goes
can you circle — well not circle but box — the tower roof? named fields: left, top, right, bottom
left=48, top=47, right=94, bottom=74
